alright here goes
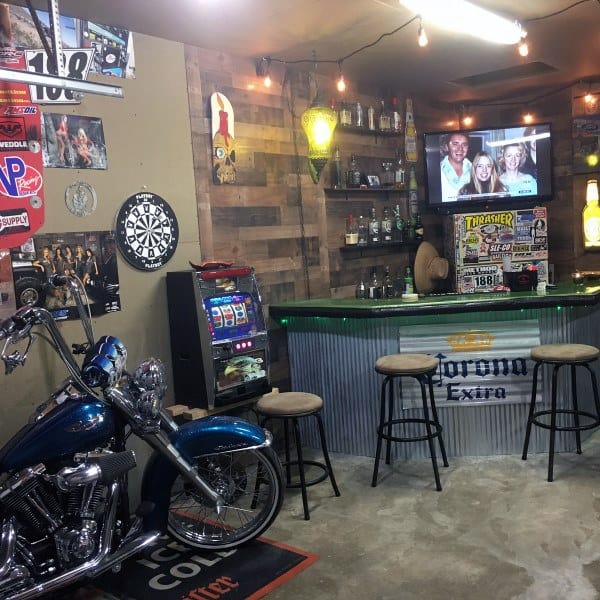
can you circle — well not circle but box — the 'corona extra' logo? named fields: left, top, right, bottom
left=446, top=330, right=495, bottom=352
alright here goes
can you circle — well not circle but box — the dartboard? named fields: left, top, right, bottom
left=116, top=192, right=179, bottom=271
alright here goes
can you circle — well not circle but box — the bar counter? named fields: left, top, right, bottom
left=269, top=284, right=600, bottom=459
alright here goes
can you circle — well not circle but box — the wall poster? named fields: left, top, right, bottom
left=8, top=230, right=121, bottom=321
left=41, top=113, right=107, bottom=169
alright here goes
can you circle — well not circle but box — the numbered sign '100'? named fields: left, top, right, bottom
left=25, top=49, right=95, bottom=104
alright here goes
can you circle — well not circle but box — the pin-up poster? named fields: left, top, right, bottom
left=0, top=49, right=45, bottom=249
left=41, top=113, right=107, bottom=169
left=9, top=231, right=121, bottom=321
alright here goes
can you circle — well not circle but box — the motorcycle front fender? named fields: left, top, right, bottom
left=141, top=415, right=269, bottom=531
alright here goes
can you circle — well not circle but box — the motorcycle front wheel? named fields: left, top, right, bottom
left=167, top=446, right=284, bottom=550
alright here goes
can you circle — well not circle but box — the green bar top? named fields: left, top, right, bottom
left=269, top=283, right=600, bottom=319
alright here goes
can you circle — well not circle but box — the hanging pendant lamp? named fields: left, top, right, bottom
left=301, top=98, right=337, bottom=183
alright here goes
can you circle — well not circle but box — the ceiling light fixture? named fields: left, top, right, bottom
left=255, top=57, right=272, bottom=88
left=417, top=17, right=428, bottom=47
left=400, top=0, right=526, bottom=45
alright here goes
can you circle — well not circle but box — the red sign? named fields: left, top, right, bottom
left=0, top=49, right=44, bottom=248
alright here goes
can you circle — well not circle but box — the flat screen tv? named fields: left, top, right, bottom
left=423, top=123, right=553, bottom=213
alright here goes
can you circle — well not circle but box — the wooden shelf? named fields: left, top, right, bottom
left=339, top=241, right=419, bottom=256
left=325, top=187, right=407, bottom=195
left=336, top=125, right=402, bottom=137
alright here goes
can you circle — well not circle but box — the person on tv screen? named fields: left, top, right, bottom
left=458, top=151, right=508, bottom=199
left=521, top=126, right=538, bottom=179
left=498, top=142, right=537, bottom=196
left=440, top=132, right=472, bottom=202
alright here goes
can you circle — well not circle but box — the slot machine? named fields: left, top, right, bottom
left=166, top=265, right=271, bottom=410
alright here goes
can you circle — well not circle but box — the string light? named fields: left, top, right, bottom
left=417, top=17, right=428, bottom=47
left=459, top=106, right=473, bottom=127
left=336, top=61, right=346, bottom=93
left=523, top=112, right=534, bottom=124
left=518, top=35, right=529, bottom=57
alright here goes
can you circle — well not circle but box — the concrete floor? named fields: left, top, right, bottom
left=265, top=431, right=600, bottom=600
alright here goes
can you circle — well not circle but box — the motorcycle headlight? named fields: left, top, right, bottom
left=133, top=358, right=167, bottom=400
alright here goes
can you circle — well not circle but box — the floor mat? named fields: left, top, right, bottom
left=59, top=533, right=318, bottom=600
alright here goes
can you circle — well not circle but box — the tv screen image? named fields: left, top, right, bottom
left=424, top=123, right=552, bottom=213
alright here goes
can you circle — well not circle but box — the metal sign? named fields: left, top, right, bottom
left=25, top=48, right=95, bottom=104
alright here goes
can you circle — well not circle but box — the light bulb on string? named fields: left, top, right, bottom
left=417, top=18, right=428, bottom=47
left=518, top=38, right=528, bottom=57
left=523, top=112, right=534, bottom=124
left=336, top=62, right=346, bottom=93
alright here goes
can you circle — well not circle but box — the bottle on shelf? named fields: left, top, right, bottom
left=414, top=213, right=424, bottom=242
left=404, top=266, right=414, bottom=295
left=357, top=215, right=368, bottom=246
left=332, top=145, right=343, bottom=189
left=367, top=105, right=376, bottom=131
left=367, top=267, right=381, bottom=299
left=583, top=178, right=600, bottom=249
left=391, top=97, right=402, bottom=133
left=355, top=279, right=367, bottom=299
left=381, top=206, right=393, bottom=243
left=408, top=166, right=419, bottom=218
left=345, top=214, right=359, bottom=245
left=393, top=268, right=404, bottom=297
left=368, top=207, right=381, bottom=245
left=392, top=204, right=405, bottom=243
left=405, top=97, right=418, bottom=163
left=339, top=101, right=352, bottom=127
left=383, top=265, right=394, bottom=299
left=380, top=162, right=394, bottom=187
left=378, top=99, right=391, bottom=132
left=394, top=148, right=406, bottom=189
left=346, top=154, right=362, bottom=188
left=354, top=102, right=364, bottom=128
left=405, top=215, right=415, bottom=241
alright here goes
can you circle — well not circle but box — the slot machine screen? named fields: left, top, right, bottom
left=203, top=293, right=258, bottom=342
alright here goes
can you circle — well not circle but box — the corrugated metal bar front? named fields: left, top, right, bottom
left=287, top=305, right=600, bottom=459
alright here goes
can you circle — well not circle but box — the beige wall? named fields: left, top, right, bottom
left=0, top=33, right=198, bottom=442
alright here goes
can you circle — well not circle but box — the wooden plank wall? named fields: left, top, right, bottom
left=184, top=44, right=594, bottom=392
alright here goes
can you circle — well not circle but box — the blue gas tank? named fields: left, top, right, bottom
left=0, top=390, right=116, bottom=472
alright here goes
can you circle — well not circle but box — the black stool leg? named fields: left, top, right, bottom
left=372, top=375, right=388, bottom=487
left=548, top=364, right=560, bottom=482
left=385, top=376, right=394, bottom=465
left=570, top=364, right=582, bottom=454
left=522, top=361, right=541, bottom=460
left=419, top=375, right=442, bottom=492
left=427, top=373, right=449, bottom=467
left=314, top=413, right=341, bottom=497
left=586, top=363, right=600, bottom=421
left=292, top=417, right=310, bottom=520
left=283, top=418, right=292, bottom=485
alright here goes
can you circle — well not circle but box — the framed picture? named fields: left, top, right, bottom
left=367, top=175, right=381, bottom=188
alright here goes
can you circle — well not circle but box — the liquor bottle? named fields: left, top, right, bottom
left=354, top=102, right=364, bottom=128
left=332, top=145, right=343, bottom=189
left=394, top=148, right=406, bottom=189
left=405, top=216, right=415, bottom=241
left=368, top=207, right=381, bottom=245
left=378, top=99, right=391, bottom=132
left=346, top=154, right=362, bottom=188
left=339, top=101, right=352, bottom=127
left=381, top=206, right=393, bottom=243
left=367, top=267, right=381, bottom=299
left=383, top=265, right=394, bottom=298
left=380, top=162, right=394, bottom=187
left=357, top=215, right=368, bottom=246
left=355, top=279, right=367, bottom=299
left=414, top=213, right=424, bottom=242
left=404, top=266, right=414, bottom=295
left=391, top=97, right=402, bottom=132
left=392, top=204, right=405, bottom=243
left=408, top=166, right=418, bottom=218
left=367, top=105, right=376, bottom=131
left=345, top=214, right=359, bottom=245
left=405, top=97, right=418, bottom=163
left=393, top=268, right=404, bottom=297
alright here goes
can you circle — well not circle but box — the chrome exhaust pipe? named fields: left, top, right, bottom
left=0, top=519, right=16, bottom=579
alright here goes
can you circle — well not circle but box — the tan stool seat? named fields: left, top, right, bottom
left=256, top=391, right=323, bottom=416
left=531, top=343, right=600, bottom=363
left=375, top=353, right=437, bottom=376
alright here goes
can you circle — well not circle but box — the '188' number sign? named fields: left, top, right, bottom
left=25, top=49, right=95, bottom=104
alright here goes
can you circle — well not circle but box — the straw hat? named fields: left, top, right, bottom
left=414, top=241, right=449, bottom=294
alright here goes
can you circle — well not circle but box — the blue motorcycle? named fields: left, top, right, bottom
left=0, top=274, right=284, bottom=599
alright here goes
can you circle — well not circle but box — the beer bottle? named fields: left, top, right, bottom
left=404, top=266, right=414, bottom=295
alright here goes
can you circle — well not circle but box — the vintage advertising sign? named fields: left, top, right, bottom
left=399, top=320, right=542, bottom=408
left=0, top=50, right=44, bottom=248
left=211, top=92, right=236, bottom=184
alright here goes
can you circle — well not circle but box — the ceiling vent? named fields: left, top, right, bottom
left=450, top=62, right=559, bottom=88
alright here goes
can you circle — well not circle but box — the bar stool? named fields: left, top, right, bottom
left=372, top=353, right=449, bottom=491
left=256, top=391, right=340, bottom=520
left=522, top=343, right=600, bottom=482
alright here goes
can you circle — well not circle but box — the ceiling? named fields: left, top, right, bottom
left=7, top=0, right=600, bottom=105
